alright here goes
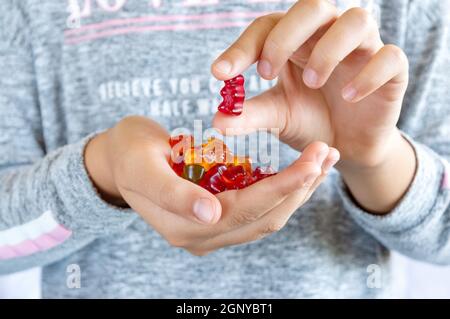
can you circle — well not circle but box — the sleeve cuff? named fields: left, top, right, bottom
left=47, top=133, right=137, bottom=235
left=337, top=134, right=445, bottom=234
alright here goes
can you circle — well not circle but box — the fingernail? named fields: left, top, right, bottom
left=258, top=60, right=272, bottom=78
left=342, top=86, right=357, bottom=101
left=214, top=60, right=232, bottom=74
left=316, top=148, right=329, bottom=165
left=322, top=156, right=340, bottom=173
left=193, top=198, right=216, bottom=224
left=303, top=68, right=319, bottom=87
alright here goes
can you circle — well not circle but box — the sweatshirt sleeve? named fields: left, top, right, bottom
left=338, top=0, right=450, bottom=265
left=0, top=1, right=137, bottom=274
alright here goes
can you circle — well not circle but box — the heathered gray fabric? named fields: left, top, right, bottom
left=0, top=0, right=449, bottom=298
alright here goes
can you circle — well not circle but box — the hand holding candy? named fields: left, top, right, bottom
left=85, top=116, right=338, bottom=255
left=86, top=116, right=337, bottom=256
left=211, top=4, right=412, bottom=214
left=169, top=135, right=276, bottom=194
left=218, top=75, right=245, bottom=116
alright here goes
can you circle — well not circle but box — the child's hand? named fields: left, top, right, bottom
left=85, top=116, right=339, bottom=255
left=212, top=0, right=409, bottom=172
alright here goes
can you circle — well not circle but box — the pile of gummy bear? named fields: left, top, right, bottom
left=169, top=74, right=276, bottom=194
left=169, top=135, right=276, bottom=194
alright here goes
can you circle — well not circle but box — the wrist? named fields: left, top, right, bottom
left=85, top=132, right=126, bottom=206
left=336, top=130, right=417, bottom=214
left=336, top=129, right=405, bottom=176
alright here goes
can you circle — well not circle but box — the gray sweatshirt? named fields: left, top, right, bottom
left=0, top=0, right=449, bottom=298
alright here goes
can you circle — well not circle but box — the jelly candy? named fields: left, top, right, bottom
left=184, top=138, right=233, bottom=171
left=220, top=165, right=253, bottom=190
left=170, top=135, right=192, bottom=163
left=252, top=166, right=276, bottom=183
left=168, top=135, right=277, bottom=194
left=184, top=146, right=218, bottom=171
left=169, top=135, right=193, bottom=154
left=199, top=164, right=227, bottom=194
left=218, top=75, right=245, bottom=116
left=184, top=147, right=203, bottom=165
left=183, top=164, right=206, bottom=184
left=169, top=135, right=193, bottom=176
left=169, top=135, right=185, bottom=148
left=169, top=158, right=185, bottom=177
left=232, top=156, right=252, bottom=174
left=201, top=137, right=233, bottom=167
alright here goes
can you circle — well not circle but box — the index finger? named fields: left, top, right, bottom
left=259, top=0, right=338, bottom=79
left=211, top=13, right=283, bottom=81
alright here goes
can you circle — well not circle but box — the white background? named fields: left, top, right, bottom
left=1, top=252, right=450, bottom=299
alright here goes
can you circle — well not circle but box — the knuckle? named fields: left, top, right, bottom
left=266, top=37, right=291, bottom=55
left=254, top=13, right=280, bottom=24
left=264, top=29, right=297, bottom=56
left=253, top=14, right=274, bottom=27
left=384, top=44, right=408, bottom=65
left=253, top=15, right=266, bottom=25
left=167, top=236, right=190, bottom=249
left=229, top=209, right=259, bottom=227
left=313, top=47, right=337, bottom=68
left=302, top=181, right=322, bottom=203
left=277, top=173, right=312, bottom=197
left=261, top=219, right=286, bottom=235
left=347, top=7, right=374, bottom=30
left=228, top=44, right=247, bottom=59
left=291, top=174, right=309, bottom=191
left=360, top=76, right=379, bottom=91
left=265, top=12, right=283, bottom=22
left=304, top=0, right=330, bottom=12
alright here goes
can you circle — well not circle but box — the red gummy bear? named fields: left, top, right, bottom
left=169, top=135, right=185, bottom=148
left=169, top=135, right=193, bottom=176
left=169, top=159, right=185, bottom=177
left=218, top=75, right=245, bottom=116
left=220, top=165, right=253, bottom=190
left=252, top=166, right=277, bottom=183
left=169, top=135, right=278, bottom=194
left=199, top=164, right=227, bottom=194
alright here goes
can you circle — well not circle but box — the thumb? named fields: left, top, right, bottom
left=131, top=153, right=222, bottom=225
left=212, top=89, right=286, bottom=136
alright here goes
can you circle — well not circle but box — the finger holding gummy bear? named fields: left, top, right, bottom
left=169, top=135, right=276, bottom=194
